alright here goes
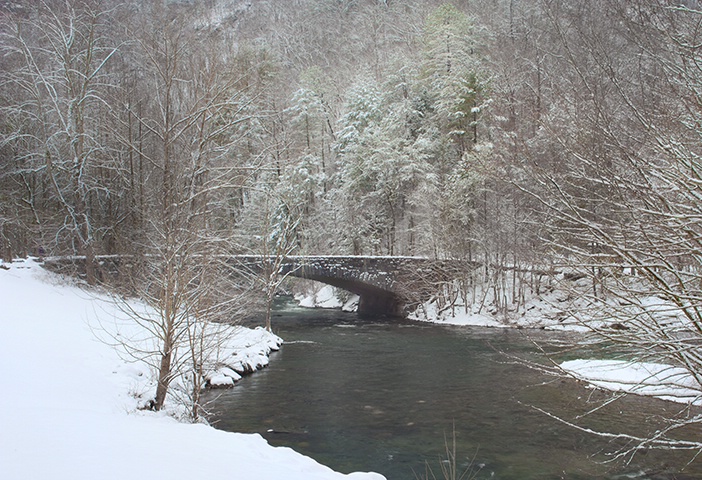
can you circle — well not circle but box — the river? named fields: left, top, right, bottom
left=206, top=301, right=702, bottom=479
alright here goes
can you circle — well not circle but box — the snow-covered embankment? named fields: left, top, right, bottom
left=0, top=258, right=384, bottom=480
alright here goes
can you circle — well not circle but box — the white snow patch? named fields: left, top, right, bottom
left=210, top=325, right=283, bottom=380
left=296, top=284, right=347, bottom=310
left=342, top=294, right=360, bottom=312
left=408, top=273, right=615, bottom=332
left=561, top=359, right=702, bottom=405
left=0, top=258, right=384, bottom=480
left=407, top=302, right=506, bottom=328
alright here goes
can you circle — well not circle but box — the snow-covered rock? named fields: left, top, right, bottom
left=206, top=325, right=283, bottom=385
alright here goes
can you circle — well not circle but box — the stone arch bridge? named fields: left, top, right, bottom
left=42, top=255, right=479, bottom=316
left=232, top=255, right=478, bottom=316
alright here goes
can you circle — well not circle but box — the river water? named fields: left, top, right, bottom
left=207, top=301, right=702, bottom=479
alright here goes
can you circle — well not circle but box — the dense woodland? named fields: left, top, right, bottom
left=3, top=0, right=702, bottom=309
left=0, top=0, right=696, bottom=264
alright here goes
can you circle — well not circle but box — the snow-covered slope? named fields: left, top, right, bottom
left=0, top=258, right=384, bottom=480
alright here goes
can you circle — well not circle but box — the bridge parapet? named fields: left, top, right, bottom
left=279, top=256, right=402, bottom=292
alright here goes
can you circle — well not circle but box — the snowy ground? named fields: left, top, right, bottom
left=406, top=274, right=597, bottom=331
left=296, top=284, right=359, bottom=312
left=0, top=259, right=384, bottom=480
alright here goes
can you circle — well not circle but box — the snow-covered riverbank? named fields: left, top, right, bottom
left=406, top=273, right=594, bottom=330
left=0, top=259, right=384, bottom=480
left=294, top=275, right=590, bottom=330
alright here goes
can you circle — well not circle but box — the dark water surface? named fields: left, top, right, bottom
left=207, top=303, right=702, bottom=479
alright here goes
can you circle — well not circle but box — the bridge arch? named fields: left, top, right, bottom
left=285, top=269, right=402, bottom=316
left=276, top=255, right=461, bottom=316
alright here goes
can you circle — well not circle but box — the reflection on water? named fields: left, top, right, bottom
left=206, top=302, right=702, bottom=479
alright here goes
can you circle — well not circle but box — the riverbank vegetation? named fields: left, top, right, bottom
left=3, top=0, right=702, bottom=468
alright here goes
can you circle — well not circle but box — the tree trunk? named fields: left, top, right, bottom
left=154, top=336, right=173, bottom=410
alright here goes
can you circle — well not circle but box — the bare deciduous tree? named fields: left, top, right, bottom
left=0, top=0, right=120, bottom=283
left=109, top=7, right=264, bottom=414
left=512, top=0, right=702, bottom=459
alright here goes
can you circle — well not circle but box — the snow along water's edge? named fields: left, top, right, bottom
left=560, top=359, right=702, bottom=406
left=0, top=258, right=385, bottom=480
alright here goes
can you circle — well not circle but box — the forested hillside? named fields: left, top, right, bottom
left=2, top=0, right=702, bottom=314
